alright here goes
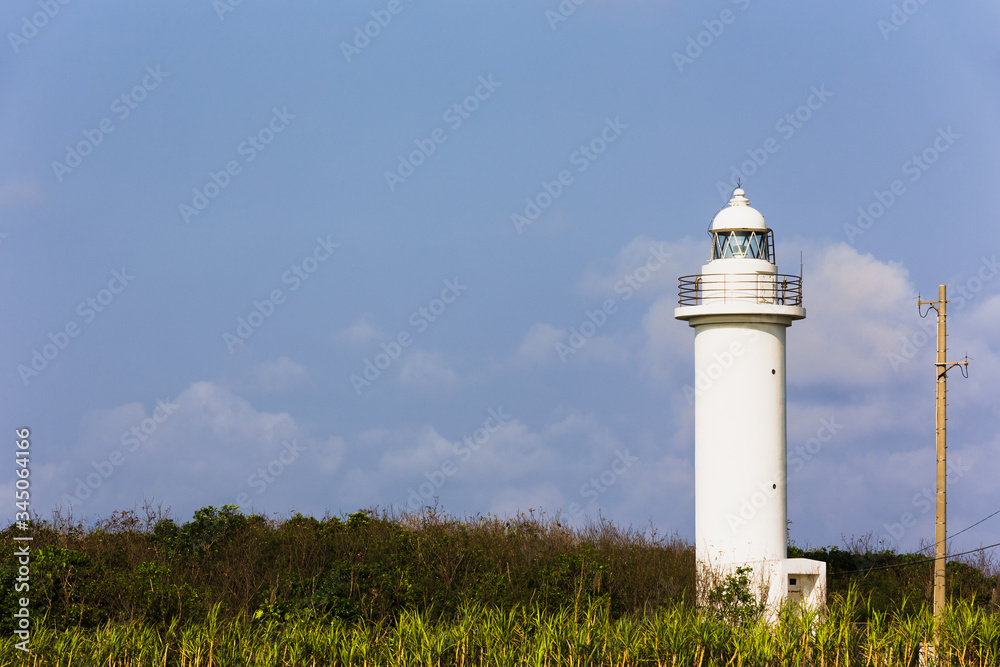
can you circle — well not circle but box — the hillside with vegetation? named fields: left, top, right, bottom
left=2, top=504, right=998, bottom=665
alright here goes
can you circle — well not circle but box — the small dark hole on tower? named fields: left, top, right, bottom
left=772, top=483, right=777, bottom=489
left=771, top=369, right=776, bottom=375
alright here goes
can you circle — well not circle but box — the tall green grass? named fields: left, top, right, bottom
left=2, top=504, right=998, bottom=664
left=3, top=595, right=998, bottom=666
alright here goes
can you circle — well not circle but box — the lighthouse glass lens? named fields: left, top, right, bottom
left=713, top=235, right=726, bottom=259
left=747, top=232, right=769, bottom=260
left=712, top=231, right=770, bottom=260
left=732, top=234, right=750, bottom=258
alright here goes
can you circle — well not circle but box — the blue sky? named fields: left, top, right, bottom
left=2, top=0, right=999, bottom=555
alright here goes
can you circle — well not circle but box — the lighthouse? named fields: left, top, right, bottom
left=675, top=186, right=825, bottom=616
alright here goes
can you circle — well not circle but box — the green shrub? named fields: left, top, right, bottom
left=705, top=566, right=764, bottom=626
left=5, top=503, right=995, bottom=640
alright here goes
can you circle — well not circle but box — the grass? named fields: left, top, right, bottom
left=1, top=502, right=998, bottom=664
left=3, top=595, right=999, bottom=666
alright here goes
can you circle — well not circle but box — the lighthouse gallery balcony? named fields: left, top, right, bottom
left=678, top=273, right=803, bottom=307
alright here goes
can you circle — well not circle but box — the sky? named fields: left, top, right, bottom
left=2, top=0, right=999, bottom=556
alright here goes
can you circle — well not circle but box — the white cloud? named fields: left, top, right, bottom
left=506, top=236, right=702, bottom=374
left=29, top=241, right=997, bottom=554
left=181, top=380, right=296, bottom=444
left=639, top=241, right=933, bottom=392
left=377, top=426, right=455, bottom=477
left=396, top=350, right=459, bottom=391
left=513, top=323, right=565, bottom=365
left=41, top=381, right=345, bottom=521
left=631, top=240, right=1000, bottom=550
left=610, top=452, right=693, bottom=529
left=777, top=252, right=1000, bottom=552
left=513, top=321, right=632, bottom=368
left=966, top=292, right=1000, bottom=333
left=334, top=315, right=386, bottom=347
left=639, top=295, right=695, bottom=383
left=788, top=242, right=918, bottom=388
left=960, top=293, right=1000, bottom=410
left=246, top=356, right=308, bottom=393
left=461, top=418, right=559, bottom=480
left=346, top=407, right=664, bottom=524
left=577, top=235, right=701, bottom=302
left=489, top=483, right=567, bottom=520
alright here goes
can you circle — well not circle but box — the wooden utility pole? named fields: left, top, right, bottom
left=918, top=285, right=968, bottom=619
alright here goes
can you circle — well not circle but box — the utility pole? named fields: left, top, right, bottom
left=918, top=285, right=968, bottom=620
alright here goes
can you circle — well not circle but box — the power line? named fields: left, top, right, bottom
left=949, top=508, right=1000, bottom=542
left=894, top=506, right=1000, bottom=554
left=830, top=540, right=1000, bottom=578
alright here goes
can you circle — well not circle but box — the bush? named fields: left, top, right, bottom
left=705, top=566, right=764, bottom=626
left=4, top=504, right=994, bottom=635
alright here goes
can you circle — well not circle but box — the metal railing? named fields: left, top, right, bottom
left=678, top=273, right=803, bottom=307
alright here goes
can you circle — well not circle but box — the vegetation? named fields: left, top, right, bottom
left=1, top=502, right=998, bottom=665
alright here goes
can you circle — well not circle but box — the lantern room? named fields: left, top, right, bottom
left=709, top=187, right=775, bottom=263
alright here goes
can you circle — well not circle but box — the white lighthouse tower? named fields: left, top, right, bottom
left=675, top=186, right=825, bottom=616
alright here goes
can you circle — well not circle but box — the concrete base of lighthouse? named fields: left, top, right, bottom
left=696, top=556, right=827, bottom=623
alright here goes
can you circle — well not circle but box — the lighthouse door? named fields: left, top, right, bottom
left=787, top=576, right=803, bottom=603
left=785, top=572, right=818, bottom=606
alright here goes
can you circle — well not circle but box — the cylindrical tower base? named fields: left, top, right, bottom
left=694, top=318, right=788, bottom=571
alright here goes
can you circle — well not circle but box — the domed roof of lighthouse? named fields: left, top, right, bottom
left=710, top=187, right=767, bottom=231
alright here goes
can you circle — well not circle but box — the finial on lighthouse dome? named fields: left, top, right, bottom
left=711, top=186, right=768, bottom=231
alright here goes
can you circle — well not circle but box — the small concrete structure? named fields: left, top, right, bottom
left=768, top=558, right=827, bottom=617
left=675, top=187, right=826, bottom=620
